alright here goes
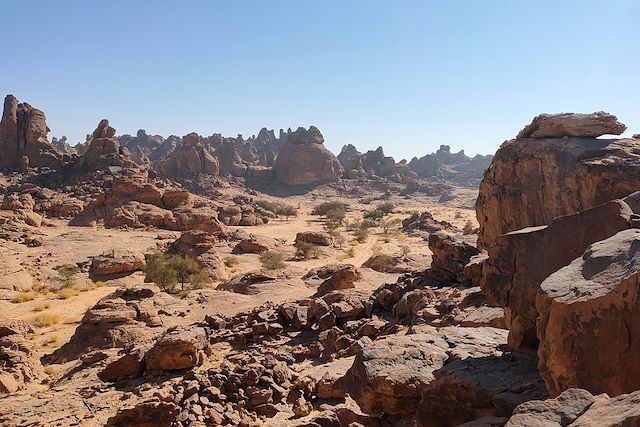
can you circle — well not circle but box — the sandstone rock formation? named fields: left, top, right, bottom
left=156, top=132, right=219, bottom=177
left=537, top=228, right=640, bottom=396
left=517, top=112, right=626, bottom=138
left=476, top=113, right=639, bottom=247
left=0, top=319, right=45, bottom=393
left=272, top=126, right=342, bottom=186
left=0, top=95, right=64, bottom=170
left=90, top=249, right=145, bottom=277
left=76, top=120, right=138, bottom=171
left=480, top=199, right=635, bottom=350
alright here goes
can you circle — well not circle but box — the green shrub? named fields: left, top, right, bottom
left=376, top=201, right=395, bottom=214
left=312, top=201, right=347, bottom=216
left=295, top=241, right=322, bottom=260
left=363, top=209, right=385, bottom=221
left=256, top=200, right=298, bottom=219
left=259, top=251, right=287, bottom=270
left=463, top=220, right=475, bottom=235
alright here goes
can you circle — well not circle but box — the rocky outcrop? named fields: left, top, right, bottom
left=476, top=112, right=639, bottom=247
left=271, top=126, right=342, bottom=186
left=76, top=120, right=138, bottom=171
left=295, top=231, right=332, bottom=246
left=171, top=230, right=227, bottom=280
left=480, top=199, right=635, bottom=350
left=504, top=388, right=640, bottom=427
left=90, top=249, right=145, bottom=277
left=337, top=144, right=367, bottom=179
left=156, top=133, right=219, bottom=177
left=0, top=95, right=64, bottom=170
left=0, top=319, right=45, bottom=394
left=516, top=112, right=626, bottom=139
left=537, top=229, right=640, bottom=396
left=346, top=327, right=545, bottom=421
left=49, top=287, right=163, bottom=363
left=144, top=326, right=209, bottom=371
left=428, top=233, right=480, bottom=284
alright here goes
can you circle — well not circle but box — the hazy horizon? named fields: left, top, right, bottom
left=2, top=0, right=638, bottom=159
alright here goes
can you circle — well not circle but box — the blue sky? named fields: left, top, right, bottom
left=2, top=1, right=638, bottom=159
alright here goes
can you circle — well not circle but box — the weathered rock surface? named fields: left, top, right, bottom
left=156, top=132, right=219, bottom=177
left=171, top=230, right=227, bottom=280
left=144, top=326, right=209, bottom=371
left=49, top=287, right=163, bottom=362
left=0, top=319, right=45, bottom=394
left=272, top=126, right=342, bottom=186
left=537, top=228, right=640, bottom=396
left=428, top=232, right=480, bottom=284
left=516, top=112, right=626, bottom=139
left=295, top=231, right=333, bottom=246
left=477, top=114, right=640, bottom=247
left=481, top=199, right=635, bottom=350
left=90, top=249, right=145, bottom=277
left=504, top=388, right=640, bottom=427
left=346, top=326, right=544, bottom=422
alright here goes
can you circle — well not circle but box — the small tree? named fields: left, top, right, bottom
left=57, top=264, right=80, bottom=287
left=259, top=251, right=287, bottom=270
left=168, top=256, right=202, bottom=291
left=189, top=271, right=212, bottom=289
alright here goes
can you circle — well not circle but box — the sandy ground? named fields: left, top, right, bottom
left=1, top=185, right=478, bottom=362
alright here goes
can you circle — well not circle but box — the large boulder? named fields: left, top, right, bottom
left=504, top=388, right=640, bottom=427
left=476, top=113, right=640, bottom=247
left=90, top=249, right=145, bottom=277
left=345, top=327, right=545, bottom=422
left=428, top=233, right=480, bottom=284
left=0, top=95, right=63, bottom=170
left=537, top=229, right=640, bottom=396
left=516, top=112, right=626, bottom=139
left=155, top=133, right=219, bottom=177
left=480, top=199, right=635, bottom=350
left=272, top=126, right=342, bottom=186
left=144, top=326, right=209, bottom=371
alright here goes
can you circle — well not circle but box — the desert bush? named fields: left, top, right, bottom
left=363, top=209, right=385, bottom=221
left=57, top=287, right=80, bottom=299
left=31, top=281, right=47, bottom=294
left=11, top=291, right=36, bottom=303
left=224, top=255, right=240, bottom=268
left=463, top=220, right=475, bottom=235
left=381, top=218, right=401, bottom=234
left=259, top=251, right=287, bottom=270
left=295, top=241, right=322, bottom=260
left=256, top=200, right=298, bottom=219
left=33, top=302, right=51, bottom=312
left=31, top=313, right=61, bottom=327
left=43, top=334, right=59, bottom=346
left=354, top=227, right=369, bottom=243
left=188, top=271, right=212, bottom=289
left=401, top=245, right=411, bottom=256
left=312, top=201, right=347, bottom=216
left=56, top=264, right=80, bottom=287
left=376, top=201, right=395, bottom=214
left=330, top=230, right=346, bottom=249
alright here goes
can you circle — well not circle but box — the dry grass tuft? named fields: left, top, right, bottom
left=11, top=292, right=36, bottom=303
left=56, top=287, right=80, bottom=299
left=31, top=313, right=61, bottom=327
left=33, top=302, right=51, bottom=312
